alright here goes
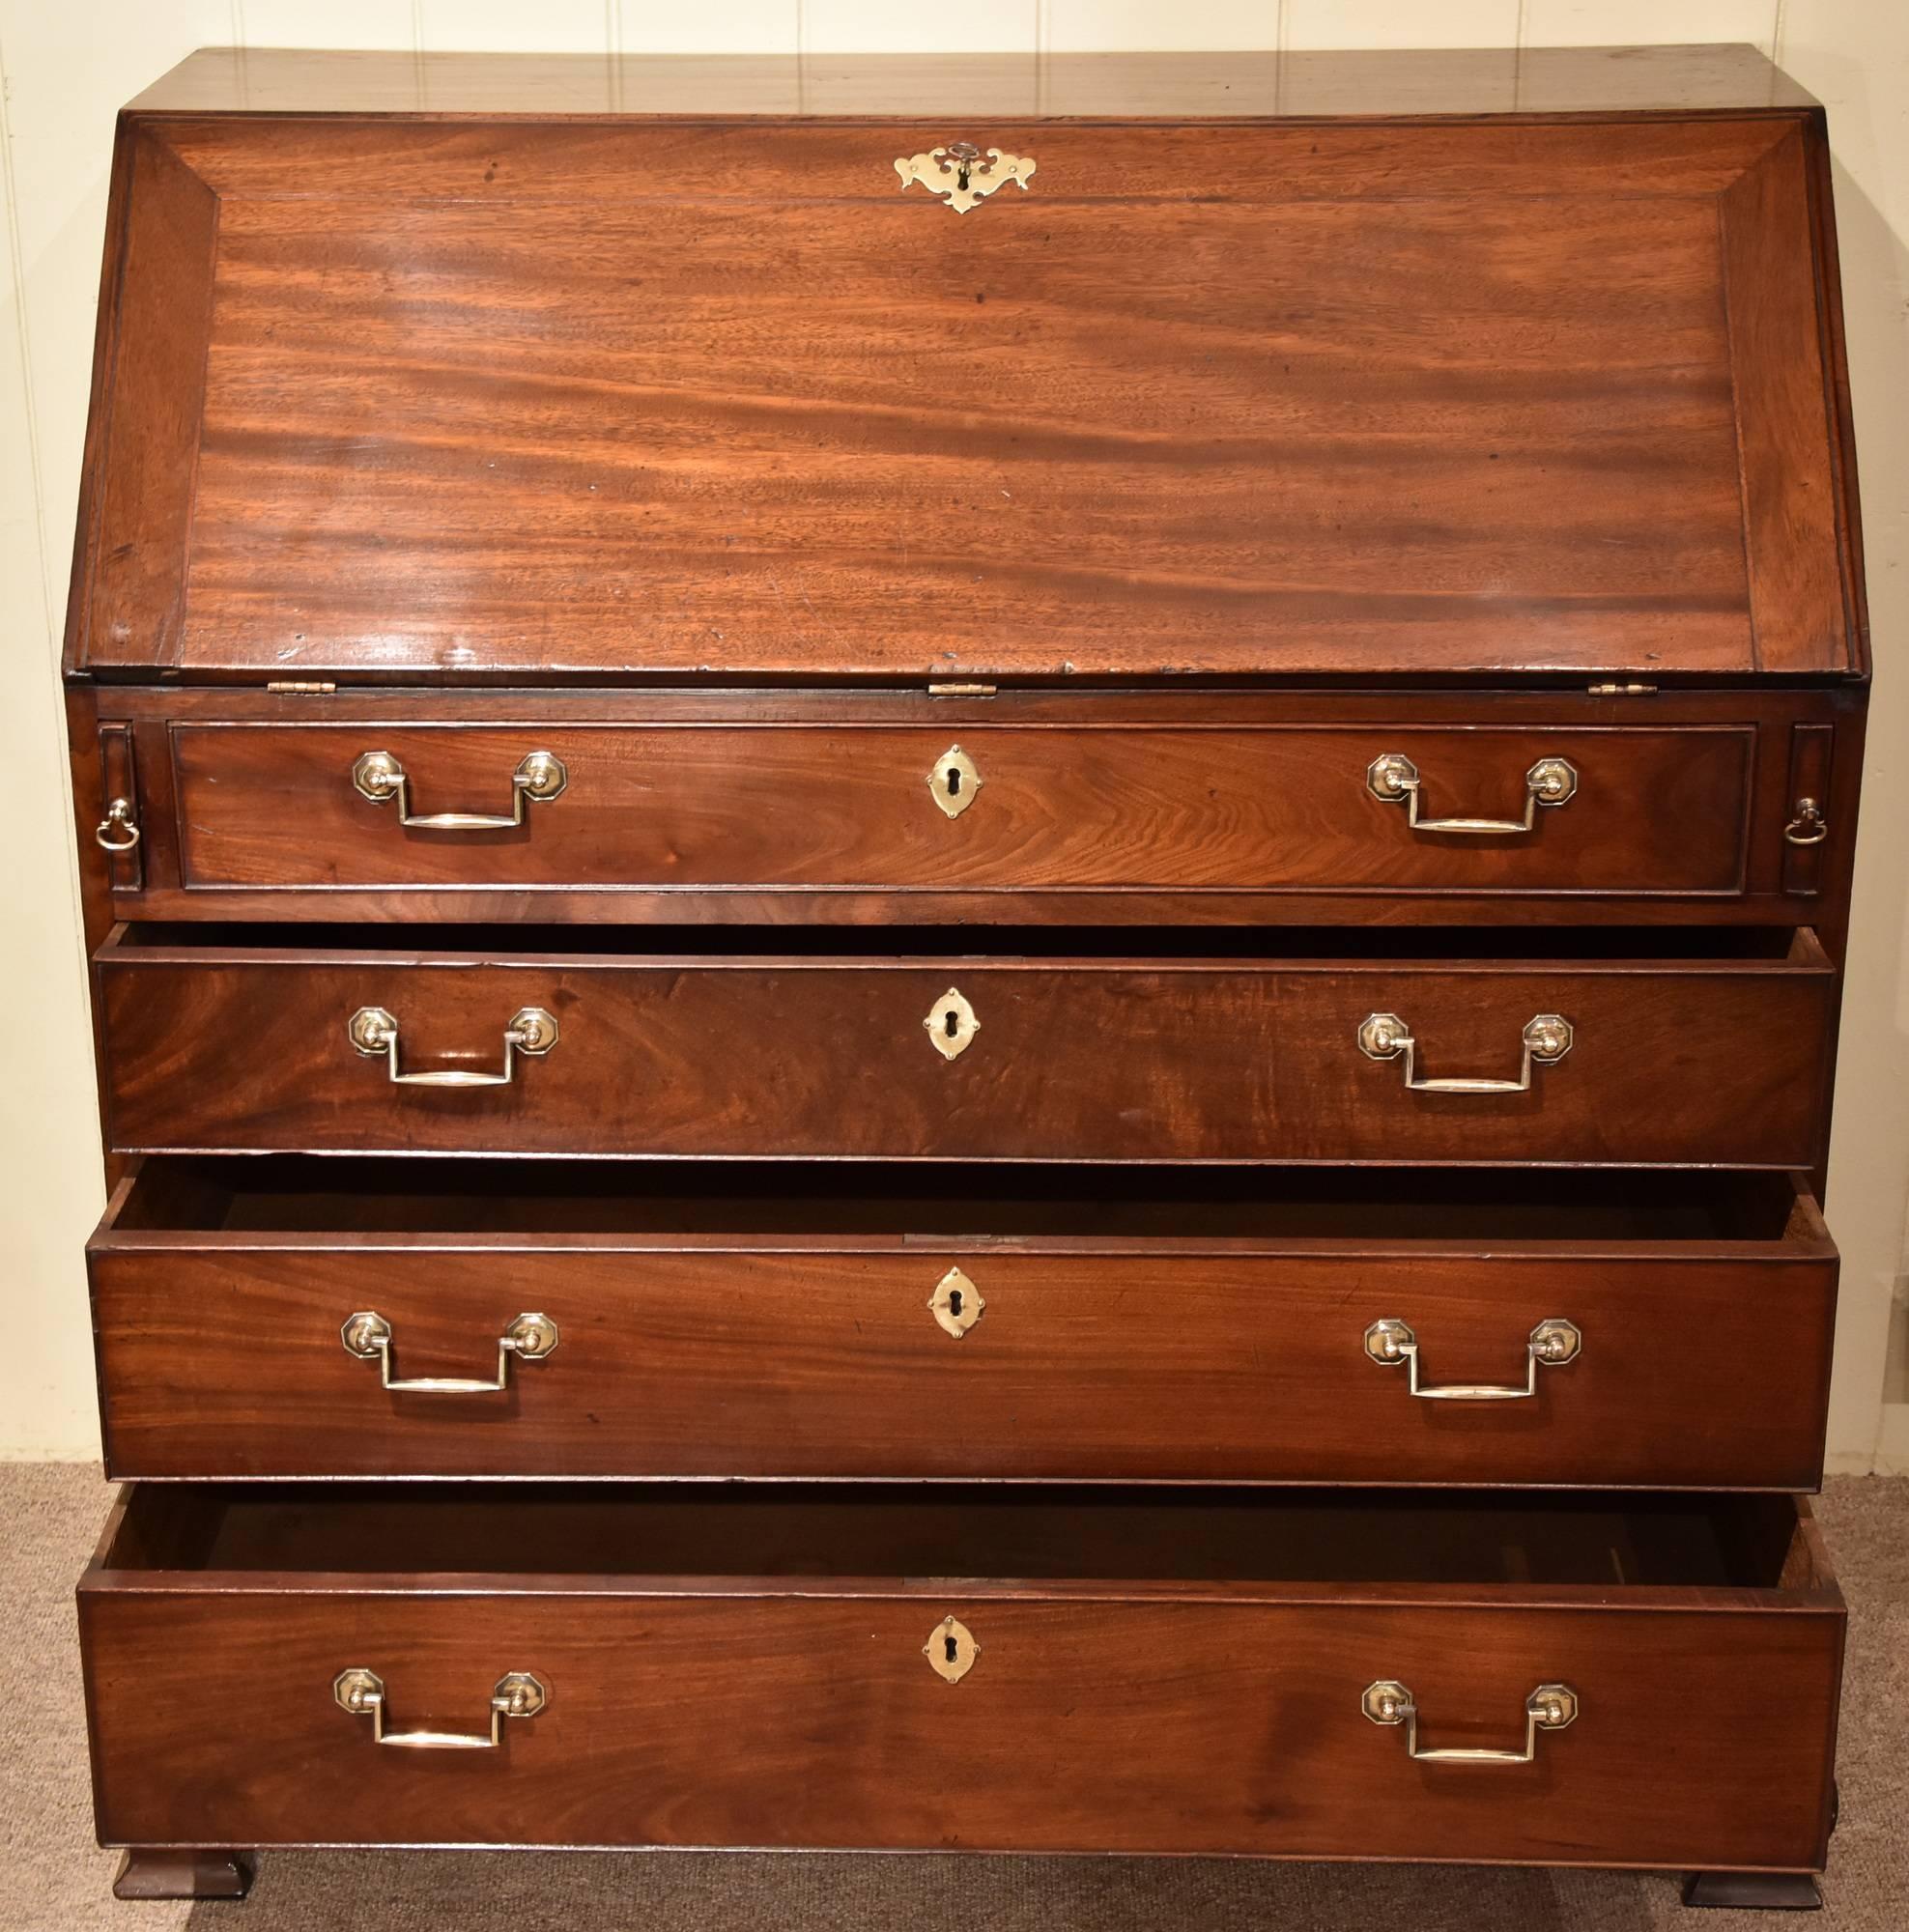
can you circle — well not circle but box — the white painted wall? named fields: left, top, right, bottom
left=2, top=2, right=1904, bottom=1468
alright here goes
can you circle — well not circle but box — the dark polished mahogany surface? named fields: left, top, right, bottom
left=66, top=48, right=1862, bottom=686
left=79, top=1484, right=1841, bottom=1866
left=61, top=43, right=1868, bottom=1892
left=128, top=45, right=1822, bottom=120
left=94, top=929, right=1837, bottom=1167
left=90, top=1159, right=1838, bottom=1487
left=73, top=684, right=1866, bottom=933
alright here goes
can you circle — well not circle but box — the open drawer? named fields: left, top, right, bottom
left=91, top=1159, right=1837, bottom=1488
left=94, top=925, right=1838, bottom=1166
left=79, top=1484, right=1843, bottom=1874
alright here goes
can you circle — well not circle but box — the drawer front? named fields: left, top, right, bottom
left=99, top=946, right=1835, bottom=1165
left=81, top=1502, right=1842, bottom=1870
left=90, top=1235, right=1837, bottom=1488
left=169, top=722, right=1752, bottom=898
left=84, top=1597, right=1839, bottom=1867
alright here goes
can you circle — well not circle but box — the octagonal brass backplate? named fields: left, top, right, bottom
left=925, top=1614, right=980, bottom=1683
left=333, top=1666, right=385, bottom=1715
left=925, top=986, right=980, bottom=1061
left=508, top=1007, right=560, bottom=1055
left=929, top=1265, right=984, bottom=1338
left=352, top=751, right=405, bottom=803
left=512, top=752, right=569, bottom=804
left=927, top=744, right=983, bottom=819
left=504, top=1313, right=560, bottom=1360
left=1356, top=1012, right=1410, bottom=1062
left=1522, top=1014, right=1573, bottom=1063
left=1527, top=1683, right=1580, bottom=1730
left=348, top=1006, right=400, bottom=1056
left=493, top=1671, right=550, bottom=1719
left=1365, top=753, right=1418, bottom=804
left=1363, top=1317, right=1413, bottom=1366
left=1529, top=1318, right=1582, bottom=1366
left=1526, top=757, right=1579, bottom=807
left=340, top=1312, right=394, bottom=1359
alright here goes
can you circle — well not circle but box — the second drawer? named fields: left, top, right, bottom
left=96, top=928, right=1837, bottom=1165
left=93, top=1160, right=1837, bottom=1486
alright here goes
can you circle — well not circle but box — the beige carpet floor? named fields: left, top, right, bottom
left=6, top=1463, right=1905, bottom=1932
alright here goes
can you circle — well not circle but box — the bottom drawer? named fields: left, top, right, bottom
left=82, top=1486, right=1842, bottom=1874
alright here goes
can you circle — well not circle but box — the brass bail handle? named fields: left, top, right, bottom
left=341, top=1310, right=558, bottom=1394
left=348, top=1006, right=558, bottom=1087
left=353, top=749, right=567, bottom=831
left=1368, top=753, right=1577, bottom=835
left=1362, top=1680, right=1579, bottom=1763
left=1357, top=1012, right=1573, bottom=1095
left=333, top=1667, right=547, bottom=1749
left=1364, top=1317, right=1581, bottom=1400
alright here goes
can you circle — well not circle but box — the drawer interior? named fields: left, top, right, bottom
left=106, top=1156, right=1825, bottom=1248
left=99, top=1483, right=1828, bottom=1597
left=111, top=921, right=1825, bottom=963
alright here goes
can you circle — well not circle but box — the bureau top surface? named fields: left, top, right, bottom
left=131, top=45, right=1818, bottom=121
left=69, top=43, right=1864, bottom=687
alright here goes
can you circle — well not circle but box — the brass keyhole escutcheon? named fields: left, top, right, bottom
left=929, top=1265, right=984, bottom=1339
left=925, top=986, right=981, bottom=1061
left=894, top=145, right=1036, bottom=213
left=925, top=1615, right=980, bottom=1684
left=927, top=744, right=983, bottom=819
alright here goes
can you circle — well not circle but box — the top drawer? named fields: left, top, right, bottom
left=176, top=721, right=1745, bottom=893
left=83, top=689, right=1855, bottom=924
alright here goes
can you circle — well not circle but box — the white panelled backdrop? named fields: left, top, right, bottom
left=3, top=2, right=1905, bottom=1464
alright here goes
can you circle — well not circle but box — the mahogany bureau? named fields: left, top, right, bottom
left=64, top=43, right=1866, bottom=1913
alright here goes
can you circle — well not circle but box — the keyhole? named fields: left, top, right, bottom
left=946, top=767, right=961, bottom=796
left=944, top=1009, right=959, bottom=1038
left=945, top=1634, right=960, bottom=1664
left=947, top=1288, right=963, bottom=1318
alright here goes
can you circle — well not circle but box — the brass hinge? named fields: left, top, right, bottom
left=266, top=680, right=336, bottom=695
left=1586, top=682, right=1657, bottom=696
left=928, top=682, right=996, bottom=697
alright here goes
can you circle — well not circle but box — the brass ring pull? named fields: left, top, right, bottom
left=353, top=749, right=567, bottom=829
left=341, top=1310, right=557, bottom=1393
left=1368, top=753, right=1577, bottom=834
left=1362, top=1680, right=1578, bottom=1762
left=348, top=1005, right=558, bottom=1086
left=1364, top=1317, right=1581, bottom=1399
left=333, top=1667, right=546, bottom=1749
left=1357, top=1012, right=1572, bottom=1094
left=95, top=798, right=141, bottom=851
left=1785, top=797, right=1829, bottom=845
